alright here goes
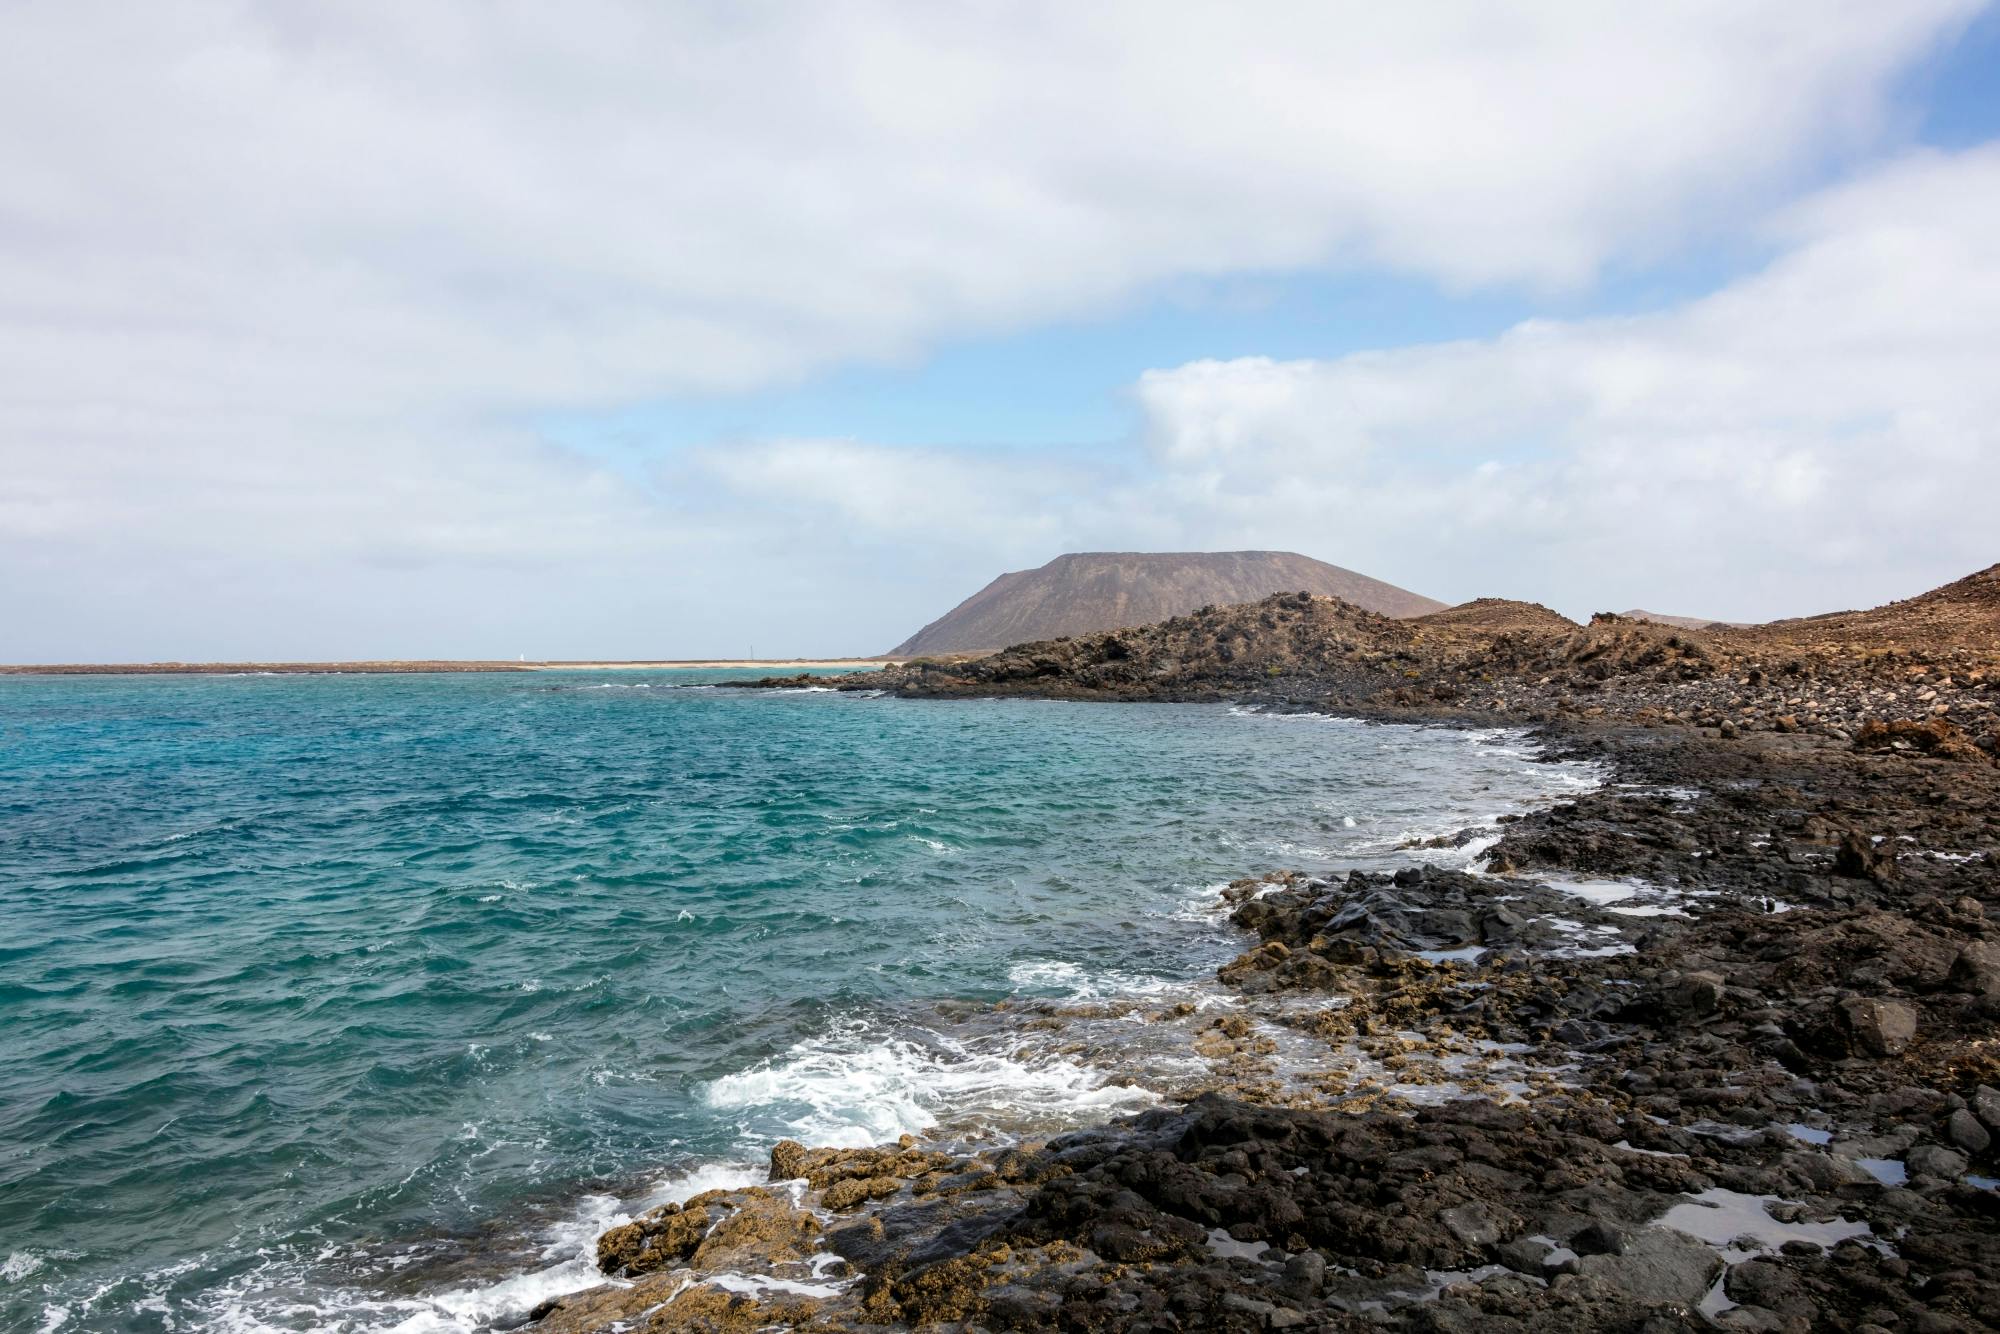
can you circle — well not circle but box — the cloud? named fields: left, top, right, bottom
left=2, top=2, right=1974, bottom=408
left=0, top=2, right=1986, bottom=654
left=695, top=146, right=2000, bottom=628
left=1123, top=146, right=2000, bottom=619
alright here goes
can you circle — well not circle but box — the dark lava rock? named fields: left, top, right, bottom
left=1840, top=997, right=1918, bottom=1057
left=1574, top=1227, right=1724, bottom=1306
left=1834, top=830, right=1899, bottom=883
left=1949, top=940, right=2000, bottom=997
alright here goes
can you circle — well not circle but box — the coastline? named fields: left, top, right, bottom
left=17, top=582, right=1997, bottom=1330
left=0, top=659, right=896, bottom=676
left=517, top=600, right=2000, bottom=1331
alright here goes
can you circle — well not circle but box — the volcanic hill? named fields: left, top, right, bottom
left=890, top=551, right=1445, bottom=656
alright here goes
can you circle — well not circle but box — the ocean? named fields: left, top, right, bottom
left=0, top=670, right=1597, bottom=1332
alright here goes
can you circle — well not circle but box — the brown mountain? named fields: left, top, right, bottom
left=891, top=551, right=1446, bottom=656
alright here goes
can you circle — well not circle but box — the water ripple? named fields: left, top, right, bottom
left=0, top=670, right=1597, bottom=1330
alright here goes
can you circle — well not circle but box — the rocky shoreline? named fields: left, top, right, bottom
left=525, top=575, right=2000, bottom=1332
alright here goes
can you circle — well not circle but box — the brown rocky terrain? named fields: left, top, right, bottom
left=1731, top=563, right=2000, bottom=655
left=1416, top=599, right=1580, bottom=635
left=889, top=551, right=1446, bottom=657
left=529, top=565, right=2000, bottom=1333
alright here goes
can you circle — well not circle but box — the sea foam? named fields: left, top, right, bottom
left=703, top=1017, right=1159, bottom=1148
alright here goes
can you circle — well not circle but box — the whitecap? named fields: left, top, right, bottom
left=705, top=1271, right=848, bottom=1299
left=703, top=1019, right=1158, bottom=1147
left=1006, top=958, right=1190, bottom=1003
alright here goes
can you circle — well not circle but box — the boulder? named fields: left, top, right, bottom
left=1947, top=940, right=2000, bottom=998
left=1945, top=1108, right=1991, bottom=1156
left=1438, top=1201, right=1511, bottom=1249
left=1575, top=1226, right=1724, bottom=1306
left=1569, top=1220, right=1626, bottom=1256
left=596, top=1202, right=711, bottom=1276
left=1832, top=831, right=1897, bottom=883
left=1974, top=1085, right=2000, bottom=1135
left=1725, top=1257, right=1814, bottom=1318
left=1838, top=997, right=1917, bottom=1057
left=1906, top=1144, right=1969, bottom=1180
left=1670, top=971, right=1727, bottom=1016
left=689, top=1193, right=822, bottom=1271
left=1495, top=1237, right=1554, bottom=1274
left=1278, top=1250, right=1326, bottom=1298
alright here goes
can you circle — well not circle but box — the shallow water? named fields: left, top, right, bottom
left=0, top=671, right=1595, bottom=1331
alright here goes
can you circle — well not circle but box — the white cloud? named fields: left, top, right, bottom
left=1124, top=147, right=2000, bottom=619
left=693, top=438, right=1094, bottom=554
left=694, top=146, right=2000, bottom=628
left=0, top=2, right=1987, bottom=654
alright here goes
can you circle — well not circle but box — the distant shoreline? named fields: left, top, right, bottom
left=0, top=659, right=896, bottom=676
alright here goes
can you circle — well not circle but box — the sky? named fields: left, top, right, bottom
left=4, top=2, right=1999, bottom=661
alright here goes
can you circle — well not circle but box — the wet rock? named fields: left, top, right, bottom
left=823, top=1175, right=901, bottom=1210
left=595, top=1202, right=710, bottom=1276
left=1494, top=1237, right=1555, bottom=1274
left=825, top=1215, right=893, bottom=1270
left=1947, top=940, right=2000, bottom=997
left=1668, top=970, right=1726, bottom=1016
left=1278, top=1249, right=1325, bottom=1298
left=1906, top=1144, right=1970, bottom=1180
left=1574, top=1226, right=1724, bottom=1306
left=886, top=1254, right=992, bottom=1324
left=1439, top=1201, right=1511, bottom=1249
left=1945, top=1109, right=1991, bottom=1156
left=1717, top=1306, right=1805, bottom=1333
left=1568, top=1219, right=1625, bottom=1256
left=769, top=1139, right=810, bottom=1181
left=533, top=1276, right=821, bottom=1333
left=1833, top=831, right=1897, bottom=883
left=768, top=1135, right=955, bottom=1191
left=982, top=1283, right=1059, bottom=1326
left=1839, top=997, right=1917, bottom=1057
left=1974, top=1084, right=2000, bottom=1134
left=902, top=1206, right=1020, bottom=1269
left=688, top=1193, right=821, bottom=1271
left=1725, top=1257, right=1813, bottom=1319
left=1788, top=1150, right=1879, bottom=1191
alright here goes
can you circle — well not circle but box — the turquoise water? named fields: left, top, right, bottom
left=0, top=671, right=1594, bottom=1331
